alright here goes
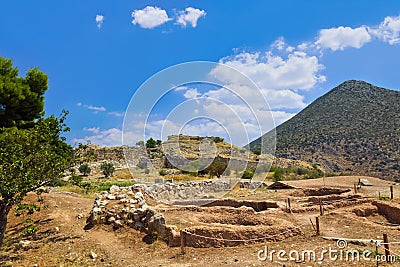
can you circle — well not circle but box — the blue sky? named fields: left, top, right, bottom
left=1, top=1, right=400, bottom=147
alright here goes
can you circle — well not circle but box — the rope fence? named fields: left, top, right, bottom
left=181, top=224, right=304, bottom=243
left=175, top=185, right=400, bottom=265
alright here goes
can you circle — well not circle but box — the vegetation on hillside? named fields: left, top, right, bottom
left=249, top=80, right=400, bottom=180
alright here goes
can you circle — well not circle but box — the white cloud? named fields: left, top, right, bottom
left=74, top=128, right=123, bottom=147
left=369, top=15, right=400, bottom=45
left=108, top=111, right=125, bottom=117
left=131, top=6, right=171, bottom=29
left=195, top=45, right=326, bottom=144
left=95, top=14, right=104, bottom=29
left=262, top=89, right=307, bottom=109
left=85, top=105, right=106, bottom=112
left=183, top=88, right=201, bottom=99
left=297, top=42, right=311, bottom=51
left=316, top=26, right=371, bottom=51
left=271, top=111, right=296, bottom=125
left=176, top=7, right=206, bottom=28
left=78, top=103, right=106, bottom=113
left=75, top=127, right=142, bottom=147
left=84, top=127, right=100, bottom=134
left=173, top=86, right=189, bottom=91
left=211, top=50, right=325, bottom=91
left=271, top=37, right=286, bottom=51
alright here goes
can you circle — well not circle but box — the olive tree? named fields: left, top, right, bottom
left=0, top=113, right=72, bottom=245
left=78, top=163, right=91, bottom=176
left=101, top=162, right=115, bottom=178
left=0, top=57, right=73, bottom=246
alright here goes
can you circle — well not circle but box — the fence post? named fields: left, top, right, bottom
left=390, top=186, right=394, bottom=200
left=319, top=198, right=324, bottom=216
left=383, top=233, right=390, bottom=262
left=180, top=230, right=186, bottom=254
left=315, top=217, right=320, bottom=236
left=287, top=198, right=291, bottom=213
left=354, top=183, right=357, bottom=194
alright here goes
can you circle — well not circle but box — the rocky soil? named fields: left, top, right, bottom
left=2, top=175, right=400, bottom=266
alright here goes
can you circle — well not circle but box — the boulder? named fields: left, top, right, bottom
left=147, top=213, right=166, bottom=238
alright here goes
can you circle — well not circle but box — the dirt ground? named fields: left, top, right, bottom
left=1, top=176, right=400, bottom=267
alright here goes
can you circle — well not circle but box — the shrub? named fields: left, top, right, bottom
left=212, top=137, right=224, bottom=143
left=78, top=163, right=91, bottom=176
left=273, top=169, right=283, bottom=182
left=296, top=167, right=309, bottom=175
left=205, top=161, right=227, bottom=177
left=242, top=170, right=254, bottom=179
left=101, top=162, right=115, bottom=178
left=379, top=196, right=390, bottom=201
left=23, top=225, right=39, bottom=236
left=159, top=169, right=167, bottom=176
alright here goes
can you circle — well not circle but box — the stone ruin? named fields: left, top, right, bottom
left=86, top=185, right=180, bottom=245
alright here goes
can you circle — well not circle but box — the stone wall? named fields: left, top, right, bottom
left=86, top=185, right=178, bottom=244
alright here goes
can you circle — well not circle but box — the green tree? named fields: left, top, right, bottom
left=0, top=112, right=73, bottom=246
left=0, top=57, right=48, bottom=128
left=135, top=140, right=145, bottom=147
left=273, top=168, right=283, bottom=182
left=78, top=163, right=91, bottom=176
left=146, top=138, right=157, bottom=148
left=241, top=170, right=254, bottom=179
left=101, top=162, right=115, bottom=178
left=0, top=57, right=73, bottom=246
left=205, top=161, right=228, bottom=178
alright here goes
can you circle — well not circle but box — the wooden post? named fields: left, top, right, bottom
left=315, top=217, right=320, bottom=236
left=354, top=183, right=357, bottom=194
left=287, top=198, right=291, bottom=213
left=383, top=233, right=390, bottom=262
left=180, top=230, right=186, bottom=254
left=309, top=218, right=316, bottom=231
left=319, top=198, right=324, bottom=216
left=390, top=186, right=394, bottom=200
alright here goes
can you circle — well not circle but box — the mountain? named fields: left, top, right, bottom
left=248, top=80, right=400, bottom=179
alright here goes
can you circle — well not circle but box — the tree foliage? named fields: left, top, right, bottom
left=241, top=170, right=254, bottom=179
left=0, top=56, right=73, bottom=246
left=0, top=112, right=72, bottom=204
left=78, top=163, right=91, bottom=176
left=205, top=161, right=227, bottom=178
left=273, top=168, right=283, bottom=182
left=101, top=162, right=115, bottom=178
left=0, top=112, right=73, bottom=245
left=146, top=138, right=157, bottom=148
left=0, top=57, right=48, bottom=128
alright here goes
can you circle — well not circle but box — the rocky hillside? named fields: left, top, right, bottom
left=249, top=80, right=400, bottom=179
left=75, top=135, right=312, bottom=174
